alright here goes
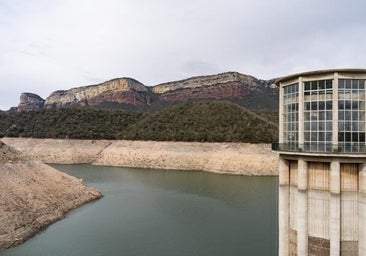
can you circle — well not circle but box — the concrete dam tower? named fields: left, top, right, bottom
left=273, top=69, right=366, bottom=256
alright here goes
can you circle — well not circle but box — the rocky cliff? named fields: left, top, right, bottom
left=16, top=93, right=45, bottom=112
left=44, top=77, right=150, bottom=109
left=13, top=72, right=278, bottom=112
left=153, top=72, right=270, bottom=93
left=152, top=72, right=277, bottom=109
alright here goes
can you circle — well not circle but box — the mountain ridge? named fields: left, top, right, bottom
left=11, top=71, right=278, bottom=112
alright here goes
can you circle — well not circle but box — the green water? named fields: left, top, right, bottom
left=1, top=165, right=278, bottom=256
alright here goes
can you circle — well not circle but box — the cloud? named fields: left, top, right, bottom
left=0, top=0, right=366, bottom=109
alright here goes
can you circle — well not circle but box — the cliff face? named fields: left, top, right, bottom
left=152, top=72, right=275, bottom=103
left=12, top=72, right=278, bottom=112
left=44, top=78, right=150, bottom=109
left=17, top=93, right=45, bottom=112
left=153, top=72, right=262, bottom=93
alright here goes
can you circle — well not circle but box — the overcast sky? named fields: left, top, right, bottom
left=1, top=0, right=366, bottom=110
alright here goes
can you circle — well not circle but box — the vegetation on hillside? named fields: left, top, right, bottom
left=0, top=108, right=147, bottom=139
left=0, top=102, right=278, bottom=143
left=120, top=102, right=278, bottom=143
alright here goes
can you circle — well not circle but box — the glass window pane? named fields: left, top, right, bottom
left=326, top=122, right=332, bottom=130
left=311, top=122, right=317, bottom=130
left=326, top=132, right=332, bottom=142
left=319, top=122, right=325, bottom=131
left=345, top=111, right=351, bottom=120
left=352, top=133, right=358, bottom=142
left=339, top=111, right=344, bottom=120
left=305, top=122, right=311, bottom=130
left=312, top=102, right=318, bottom=110
left=339, top=79, right=345, bottom=89
left=319, top=80, right=325, bottom=90
left=326, top=101, right=332, bottom=110
left=352, top=111, right=359, bottom=120
left=318, top=101, right=325, bottom=110
left=305, top=82, right=310, bottom=91
left=345, top=101, right=352, bottom=109
left=346, top=80, right=352, bottom=89
left=311, top=132, right=317, bottom=141
left=305, top=132, right=310, bottom=141
left=304, top=112, right=310, bottom=121
left=339, top=101, right=345, bottom=110
left=311, top=111, right=318, bottom=120
left=326, top=111, right=332, bottom=120
left=319, top=111, right=325, bottom=120
left=319, top=132, right=325, bottom=141
left=311, top=81, right=317, bottom=90
left=339, top=122, right=345, bottom=131
left=360, top=133, right=365, bottom=142
left=305, top=102, right=311, bottom=111
left=326, top=80, right=332, bottom=89
left=359, top=80, right=365, bottom=90
left=352, top=101, right=359, bottom=110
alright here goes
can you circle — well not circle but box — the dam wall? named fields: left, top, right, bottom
left=279, top=155, right=365, bottom=256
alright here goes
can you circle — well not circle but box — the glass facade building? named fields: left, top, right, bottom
left=277, top=69, right=366, bottom=153
left=276, top=69, right=366, bottom=256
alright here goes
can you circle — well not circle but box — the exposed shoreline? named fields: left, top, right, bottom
left=0, top=142, right=102, bottom=251
left=0, top=137, right=278, bottom=250
left=1, top=138, right=279, bottom=176
left=0, top=161, right=102, bottom=250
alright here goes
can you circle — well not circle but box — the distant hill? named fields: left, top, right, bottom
left=0, top=101, right=278, bottom=143
left=11, top=72, right=278, bottom=113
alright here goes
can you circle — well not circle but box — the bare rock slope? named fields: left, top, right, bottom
left=2, top=138, right=278, bottom=175
left=0, top=142, right=102, bottom=250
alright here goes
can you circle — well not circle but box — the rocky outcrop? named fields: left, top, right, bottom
left=44, top=78, right=150, bottom=109
left=17, top=93, right=45, bottom=112
left=0, top=141, right=18, bottom=163
left=152, top=72, right=278, bottom=109
left=2, top=138, right=279, bottom=175
left=0, top=141, right=102, bottom=250
left=12, top=71, right=278, bottom=112
left=153, top=72, right=264, bottom=94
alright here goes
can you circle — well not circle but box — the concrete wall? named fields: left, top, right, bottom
left=279, top=155, right=365, bottom=256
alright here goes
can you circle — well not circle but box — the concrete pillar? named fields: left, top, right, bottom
left=330, top=160, right=340, bottom=256
left=359, top=163, right=366, bottom=256
left=279, top=82, right=284, bottom=144
left=297, top=158, right=308, bottom=256
left=279, top=157, right=290, bottom=256
left=332, top=73, right=339, bottom=151
left=298, top=77, right=304, bottom=149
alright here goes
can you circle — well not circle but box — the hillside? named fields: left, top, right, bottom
left=121, top=101, right=277, bottom=143
left=0, top=108, right=147, bottom=139
left=0, top=102, right=278, bottom=143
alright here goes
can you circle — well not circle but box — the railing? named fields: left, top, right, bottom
left=272, top=142, right=366, bottom=154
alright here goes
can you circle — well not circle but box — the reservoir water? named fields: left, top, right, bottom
left=1, top=165, right=278, bottom=256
